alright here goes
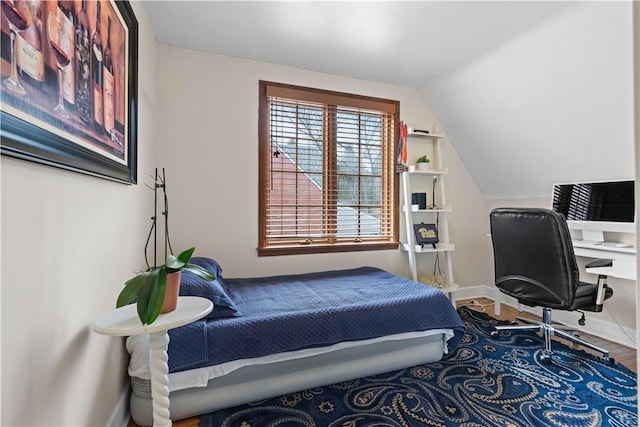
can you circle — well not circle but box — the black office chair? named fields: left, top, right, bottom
left=489, top=207, right=614, bottom=363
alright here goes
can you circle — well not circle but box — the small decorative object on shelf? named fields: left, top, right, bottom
left=416, top=154, right=430, bottom=171
left=421, top=274, right=451, bottom=289
left=412, top=129, right=430, bottom=135
left=414, top=223, right=438, bottom=248
left=396, top=121, right=408, bottom=172
left=412, top=192, right=427, bottom=210
left=430, top=176, right=439, bottom=208
left=116, top=168, right=215, bottom=325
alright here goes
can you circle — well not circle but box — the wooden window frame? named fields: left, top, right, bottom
left=258, top=81, right=400, bottom=256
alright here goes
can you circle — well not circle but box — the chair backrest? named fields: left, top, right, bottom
left=489, top=207, right=580, bottom=309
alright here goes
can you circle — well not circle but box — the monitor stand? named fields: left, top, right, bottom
left=581, top=229, right=604, bottom=243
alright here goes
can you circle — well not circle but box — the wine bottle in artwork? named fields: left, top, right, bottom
left=75, top=0, right=91, bottom=124
left=103, top=15, right=115, bottom=136
left=16, top=0, right=44, bottom=91
left=91, top=0, right=103, bottom=131
left=58, top=0, right=75, bottom=110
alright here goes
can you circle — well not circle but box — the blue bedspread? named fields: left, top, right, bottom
left=168, top=267, right=465, bottom=373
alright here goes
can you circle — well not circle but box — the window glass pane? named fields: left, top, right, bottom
left=358, top=207, right=382, bottom=236
left=298, top=173, right=323, bottom=205
left=296, top=139, right=323, bottom=174
left=336, top=111, right=358, bottom=175
left=360, top=176, right=382, bottom=207
left=361, top=145, right=382, bottom=175
left=336, top=143, right=358, bottom=176
left=336, top=175, right=382, bottom=235
left=336, top=167, right=382, bottom=206
left=272, top=102, right=324, bottom=180
left=361, top=114, right=382, bottom=146
left=336, top=206, right=382, bottom=237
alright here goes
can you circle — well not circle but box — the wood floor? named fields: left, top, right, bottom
left=128, top=297, right=636, bottom=427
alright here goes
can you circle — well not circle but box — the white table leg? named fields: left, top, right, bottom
left=149, top=331, right=171, bottom=427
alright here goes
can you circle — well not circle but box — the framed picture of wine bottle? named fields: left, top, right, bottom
left=0, top=0, right=138, bottom=184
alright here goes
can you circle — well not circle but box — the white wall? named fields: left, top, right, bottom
left=153, top=45, right=489, bottom=287
left=0, top=2, right=157, bottom=425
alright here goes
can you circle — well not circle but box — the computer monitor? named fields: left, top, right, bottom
left=552, top=180, right=635, bottom=242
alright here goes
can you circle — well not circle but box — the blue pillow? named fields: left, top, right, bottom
left=179, top=257, right=240, bottom=319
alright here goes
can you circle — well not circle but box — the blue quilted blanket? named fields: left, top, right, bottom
left=168, top=267, right=465, bottom=373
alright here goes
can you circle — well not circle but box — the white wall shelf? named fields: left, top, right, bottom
left=400, top=126, right=457, bottom=301
left=400, top=243, right=456, bottom=253
left=407, top=168, right=448, bottom=175
left=407, top=128, right=445, bottom=139
left=403, top=205, right=452, bottom=213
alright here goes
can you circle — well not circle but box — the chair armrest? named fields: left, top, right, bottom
left=585, top=258, right=613, bottom=269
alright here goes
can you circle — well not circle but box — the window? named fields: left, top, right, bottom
left=258, top=81, right=400, bottom=256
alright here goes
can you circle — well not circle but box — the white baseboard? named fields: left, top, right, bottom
left=107, top=385, right=130, bottom=427
left=455, top=285, right=637, bottom=349
left=454, top=285, right=501, bottom=302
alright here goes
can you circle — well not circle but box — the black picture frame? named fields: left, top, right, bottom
left=1, top=0, right=138, bottom=184
left=414, top=223, right=439, bottom=246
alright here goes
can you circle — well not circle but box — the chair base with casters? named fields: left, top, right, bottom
left=491, top=305, right=612, bottom=364
left=489, top=208, right=615, bottom=365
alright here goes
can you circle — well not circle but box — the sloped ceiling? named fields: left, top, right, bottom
left=141, top=1, right=634, bottom=199
left=420, top=2, right=634, bottom=199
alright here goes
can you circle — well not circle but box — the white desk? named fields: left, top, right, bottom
left=572, top=240, right=636, bottom=280
left=93, top=297, right=213, bottom=427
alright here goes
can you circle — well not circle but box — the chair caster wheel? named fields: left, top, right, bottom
left=604, top=357, right=615, bottom=364
left=490, top=330, right=499, bottom=339
left=540, top=352, right=552, bottom=364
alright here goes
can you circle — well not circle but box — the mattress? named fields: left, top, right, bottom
left=128, top=328, right=454, bottom=391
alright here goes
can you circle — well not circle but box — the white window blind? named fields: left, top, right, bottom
left=258, top=81, right=399, bottom=255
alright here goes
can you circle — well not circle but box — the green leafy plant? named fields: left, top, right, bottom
left=115, top=169, right=215, bottom=325
left=116, top=247, right=215, bottom=325
left=417, top=155, right=430, bottom=163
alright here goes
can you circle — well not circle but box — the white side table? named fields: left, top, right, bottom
left=93, top=296, right=213, bottom=427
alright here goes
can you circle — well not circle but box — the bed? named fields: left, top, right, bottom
left=126, top=259, right=466, bottom=426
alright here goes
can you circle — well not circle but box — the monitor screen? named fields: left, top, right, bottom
left=552, top=180, right=635, bottom=223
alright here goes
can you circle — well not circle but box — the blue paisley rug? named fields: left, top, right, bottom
left=199, top=306, right=637, bottom=426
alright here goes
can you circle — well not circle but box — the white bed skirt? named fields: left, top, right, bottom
left=129, top=330, right=451, bottom=426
